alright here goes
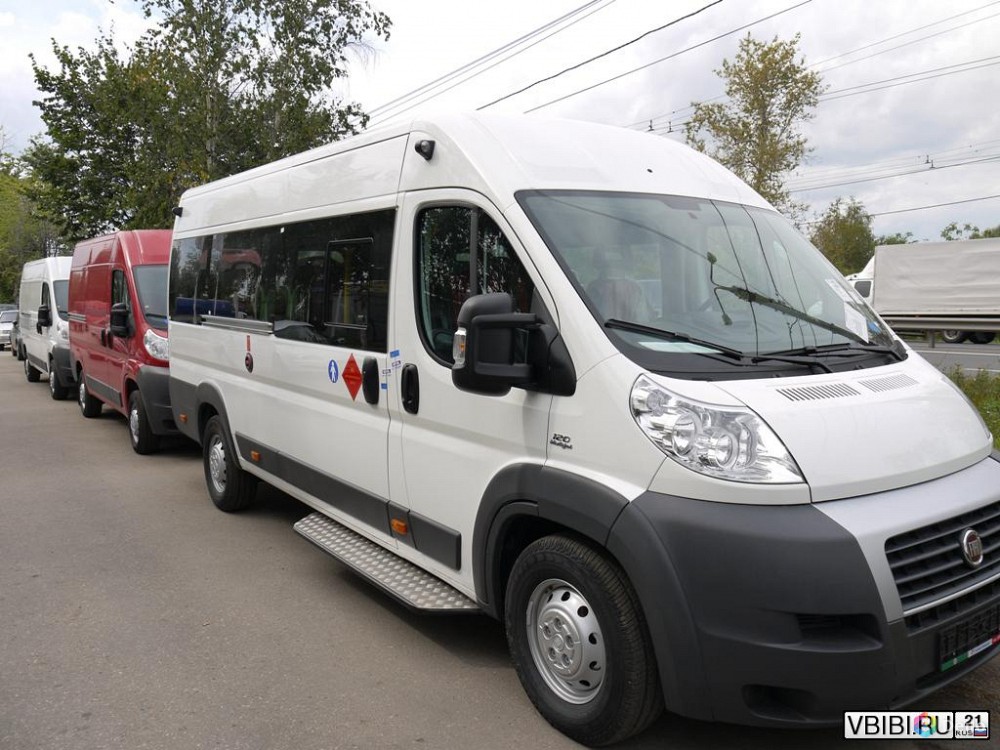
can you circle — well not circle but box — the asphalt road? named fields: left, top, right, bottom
left=1, top=352, right=998, bottom=750
left=908, top=339, right=1000, bottom=374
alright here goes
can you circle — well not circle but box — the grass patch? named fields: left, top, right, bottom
left=948, top=368, right=1000, bottom=449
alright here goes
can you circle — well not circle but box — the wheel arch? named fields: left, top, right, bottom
left=473, top=464, right=710, bottom=721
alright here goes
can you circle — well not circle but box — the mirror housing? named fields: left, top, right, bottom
left=110, top=302, right=130, bottom=338
left=37, top=305, right=52, bottom=329
left=452, top=293, right=536, bottom=395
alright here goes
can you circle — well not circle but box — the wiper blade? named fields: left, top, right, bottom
left=604, top=319, right=746, bottom=360
left=770, top=342, right=906, bottom=362
left=717, top=285, right=867, bottom=344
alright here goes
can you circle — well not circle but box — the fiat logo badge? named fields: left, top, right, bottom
left=960, top=528, right=984, bottom=568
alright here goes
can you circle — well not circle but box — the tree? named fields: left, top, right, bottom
left=941, top=222, right=1000, bottom=240
left=809, top=197, right=874, bottom=274
left=0, top=126, right=61, bottom=301
left=26, top=0, right=390, bottom=243
left=875, top=231, right=915, bottom=245
left=685, top=33, right=824, bottom=219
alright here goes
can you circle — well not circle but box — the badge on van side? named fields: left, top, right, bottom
left=550, top=433, right=573, bottom=450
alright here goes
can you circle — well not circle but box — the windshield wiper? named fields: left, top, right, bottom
left=769, top=342, right=906, bottom=362
left=604, top=319, right=746, bottom=361
left=605, top=319, right=868, bottom=374
left=716, top=284, right=868, bottom=344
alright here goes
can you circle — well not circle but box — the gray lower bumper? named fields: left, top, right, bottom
left=608, top=455, right=1000, bottom=727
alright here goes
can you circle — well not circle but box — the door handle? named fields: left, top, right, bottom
left=401, top=364, right=419, bottom=414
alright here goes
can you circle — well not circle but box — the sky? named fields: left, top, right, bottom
left=1, top=0, right=998, bottom=242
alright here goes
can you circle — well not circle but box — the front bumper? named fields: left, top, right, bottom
left=607, top=455, right=1000, bottom=727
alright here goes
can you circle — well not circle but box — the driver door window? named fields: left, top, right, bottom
left=416, top=205, right=534, bottom=363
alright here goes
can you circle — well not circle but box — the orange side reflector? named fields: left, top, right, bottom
left=250, top=450, right=261, bottom=462
left=391, top=518, right=409, bottom=536
left=178, top=413, right=188, bottom=424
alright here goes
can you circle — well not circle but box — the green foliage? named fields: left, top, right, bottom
left=685, top=34, right=824, bottom=219
left=875, top=231, right=915, bottom=245
left=941, top=222, right=1000, bottom=241
left=809, top=197, right=874, bottom=274
left=26, top=0, right=391, bottom=244
left=0, top=126, right=61, bottom=301
left=949, top=368, right=1000, bottom=449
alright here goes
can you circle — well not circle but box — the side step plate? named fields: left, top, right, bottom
left=294, top=512, right=479, bottom=614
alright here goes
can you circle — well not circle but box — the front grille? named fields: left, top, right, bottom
left=885, top=500, right=1000, bottom=624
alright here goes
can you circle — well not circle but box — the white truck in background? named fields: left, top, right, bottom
left=848, top=238, right=1000, bottom=344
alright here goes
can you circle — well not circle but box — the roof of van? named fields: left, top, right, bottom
left=174, top=113, right=772, bottom=235
left=71, top=229, right=172, bottom=269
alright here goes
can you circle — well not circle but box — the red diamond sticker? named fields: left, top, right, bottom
left=342, top=354, right=362, bottom=400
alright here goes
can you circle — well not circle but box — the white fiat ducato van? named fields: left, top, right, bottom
left=167, top=114, right=1000, bottom=746
left=19, top=255, right=74, bottom=398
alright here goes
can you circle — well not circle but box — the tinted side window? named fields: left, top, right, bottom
left=417, top=206, right=534, bottom=362
left=169, top=237, right=210, bottom=323
left=168, top=209, right=394, bottom=352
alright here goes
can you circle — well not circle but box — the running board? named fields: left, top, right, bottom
left=294, top=512, right=479, bottom=613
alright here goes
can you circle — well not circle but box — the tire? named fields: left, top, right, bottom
left=128, top=389, right=160, bottom=455
left=78, top=370, right=102, bottom=418
left=970, top=332, right=996, bottom=345
left=940, top=330, right=968, bottom=344
left=504, top=535, right=662, bottom=746
left=24, top=357, right=40, bottom=382
left=202, top=415, right=256, bottom=512
left=48, top=359, right=69, bottom=400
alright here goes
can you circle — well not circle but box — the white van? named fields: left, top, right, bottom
left=19, top=256, right=74, bottom=398
left=168, top=114, right=999, bottom=745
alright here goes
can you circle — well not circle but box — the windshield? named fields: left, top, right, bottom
left=53, top=280, right=69, bottom=321
left=133, top=264, right=168, bottom=330
left=0, top=310, right=16, bottom=323
left=518, top=191, right=897, bottom=372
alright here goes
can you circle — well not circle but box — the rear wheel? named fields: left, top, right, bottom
left=504, top=535, right=662, bottom=746
left=941, top=330, right=968, bottom=344
left=202, top=415, right=257, bottom=512
left=48, top=359, right=68, bottom=400
left=78, top=370, right=102, bottom=418
left=970, top=332, right=996, bottom=345
left=24, top=357, right=40, bottom=382
left=128, top=389, right=160, bottom=454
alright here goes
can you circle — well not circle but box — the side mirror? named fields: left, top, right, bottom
left=37, top=305, right=52, bottom=329
left=452, top=292, right=536, bottom=396
left=110, top=302, right=130, bottom=338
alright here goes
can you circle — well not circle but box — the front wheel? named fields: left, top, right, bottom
left=504, top=535, right=662, bottom=746
left=78, top=371, right=102, bottom=418
left=970, top=332, right=996, bottom=345
left=128, top=389, right=160, bottom=454
left=49, top=359, right=69, bottom=400
left=202, top=415, right=257, bottom=512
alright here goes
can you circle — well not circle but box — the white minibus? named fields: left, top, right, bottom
left=168, top=114, right=1000, bottom=745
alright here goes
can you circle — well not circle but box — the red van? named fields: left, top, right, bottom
left=68, top=230, right=176, bottom=453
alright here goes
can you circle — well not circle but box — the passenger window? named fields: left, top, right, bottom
left=417, top=206, right=534, bottom=363
left=215, top=230, right=262, bottom=320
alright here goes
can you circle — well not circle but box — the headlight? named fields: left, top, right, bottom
left=143, top=329, right=169, bottom=361
left=631, top=375, right=803, bottom=483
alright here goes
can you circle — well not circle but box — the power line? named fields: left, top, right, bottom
left=788, top=154, right=1000, bottom=192
left=627, top=2, right=1000, bottom=132
left=870, top=194, right=1000, bottom=218
left=476, top=0, right=723, bottom=111
left=366, top=0, right=615, bottom=125
left=519, top=0, right=814, bottom=114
